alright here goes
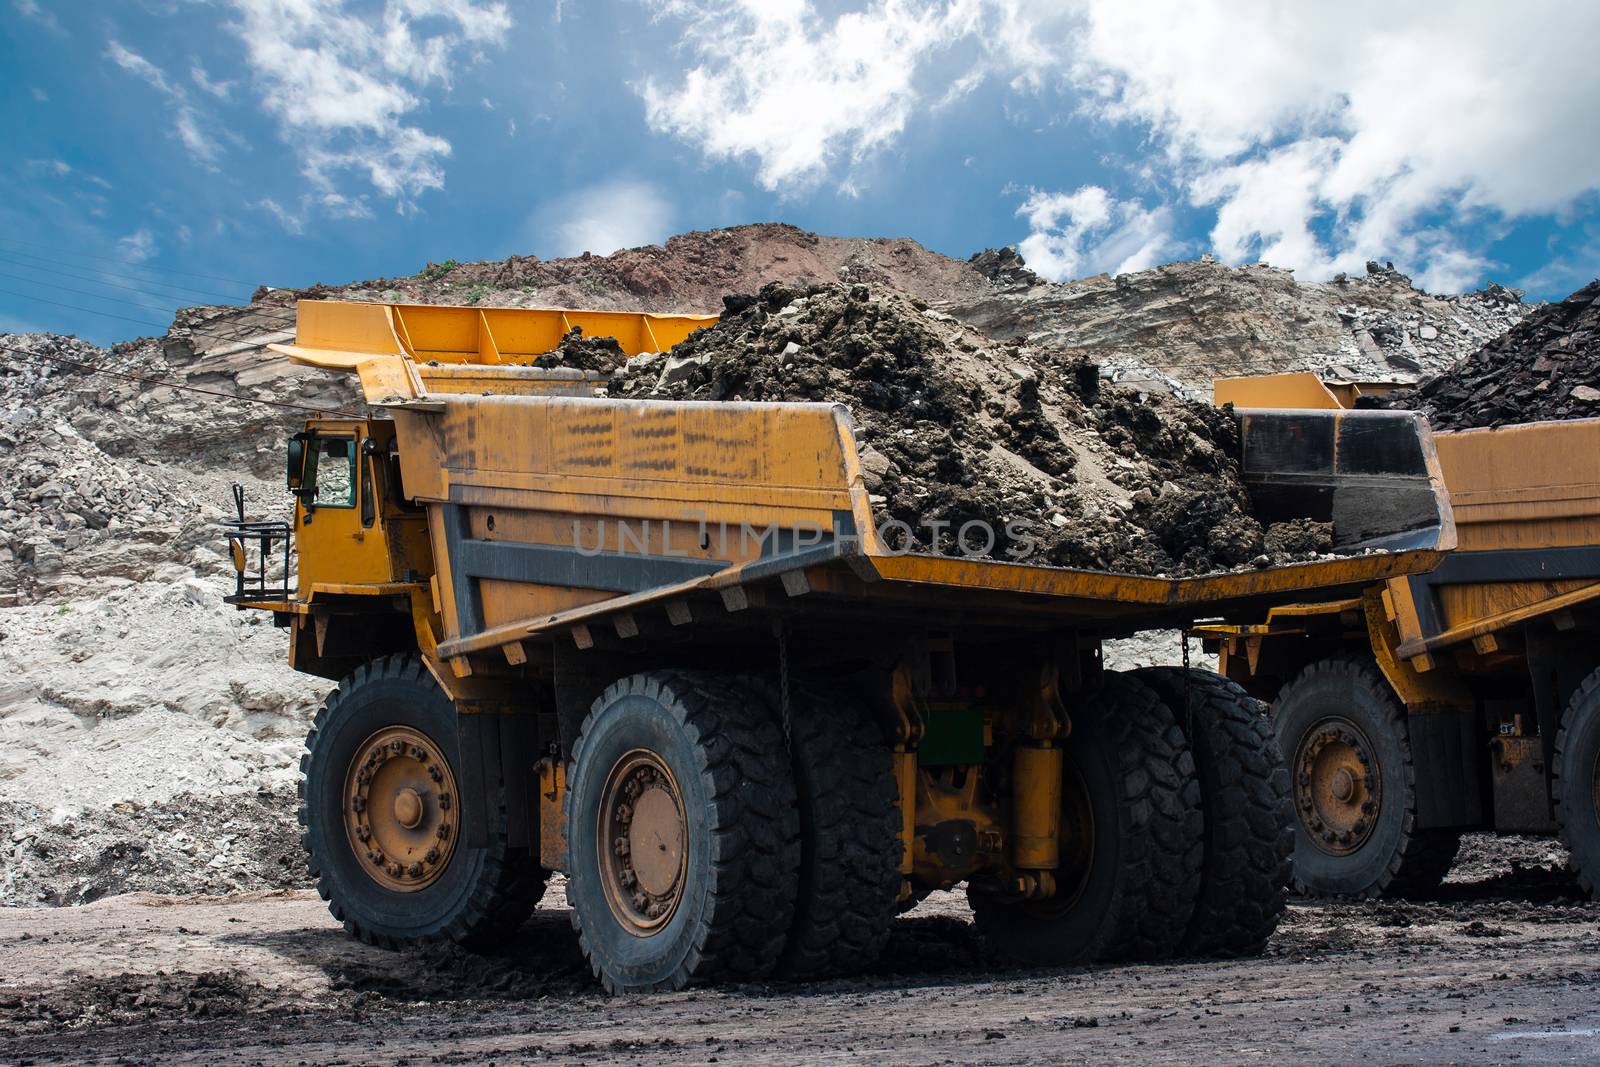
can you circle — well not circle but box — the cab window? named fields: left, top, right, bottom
left=305, top=436, right=357, bottom=509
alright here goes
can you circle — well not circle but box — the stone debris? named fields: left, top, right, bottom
left=1376, top=279, right=1600, bottom=429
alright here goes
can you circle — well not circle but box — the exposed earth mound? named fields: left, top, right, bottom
left=610, top=282, right=1332, bottom=575
left=1376, top=279, right=1600, bottom=429
left=267, top=225, right=1532, bottom=397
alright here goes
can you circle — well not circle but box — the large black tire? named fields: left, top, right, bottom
left=971, top=672, right=1202, bottom=966
left=776, top=684, right=903, bottom=979
left=565, top=671, right=800, bottom=993
left=1272, top=656, right=1460, bottom=899
left=300, top=655, right=546, bottom=950
left=1134, top=667, right=1293, bottom=957
left=1554, top=667, right=1600, bottom=899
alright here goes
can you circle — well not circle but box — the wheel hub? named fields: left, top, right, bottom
left=1293, top=718, right=1380, bottom=856
left=343, top=725, right=459, bottom=891
left=598, top=750, right=687, bottom=935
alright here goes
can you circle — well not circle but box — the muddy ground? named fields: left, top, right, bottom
left=1, top=836, right=1595, bottom=1066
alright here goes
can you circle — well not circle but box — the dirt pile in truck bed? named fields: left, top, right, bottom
left=1374, top=279, right=1600, bottom=429
left=609, top=282, right=1332, bottom=576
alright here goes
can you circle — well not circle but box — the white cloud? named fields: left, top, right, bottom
left=1016, top=185, right=1177, bottom=280
left=106, top=41, right=225, bottom=168
left=255, top=198, right=307, bottom=235
left=641, top=1, right=1600, bottom=291
left=538, top=180, right=674, bottom=257
left=190, top=63, right=235, bottom=99
left=222, top=0, right=511, bottom=211
left=27, top=158, right=114, bottom=190
left=638, top=0, right=988, bottom=192
left=30, top=86, right=48, bottom=102
left=118, top=229, right=156, bottom=263
left=13, top=0, right=59, bottom=31
left=1065, top=1, right=1600, bottom=287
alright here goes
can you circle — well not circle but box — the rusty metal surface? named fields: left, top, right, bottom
left=343, top=724, right=460, bottom=892
left=1489, top=734, right=1557, bottom=834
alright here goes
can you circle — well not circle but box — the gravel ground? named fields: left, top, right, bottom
left=0, top=836, right=1594, bottom=1065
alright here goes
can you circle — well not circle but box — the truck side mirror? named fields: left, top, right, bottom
left=286, top=433, right=308, bottom=491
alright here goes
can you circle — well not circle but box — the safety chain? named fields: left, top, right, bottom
left=1180, top=628, right=1195, bottom=741
left=776, top=620, right=793, bottom=748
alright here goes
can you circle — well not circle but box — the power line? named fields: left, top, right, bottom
left=4, top=343, right=364, bottom=419
left=0, top=249, right=250, bottom=303
left=0, top=236, right=268, bottom=288
left=0, top=288, right=294, bottom=353
left=0, top=287, right=170, bottom=332
left=0, top=271, right=178, bottom=316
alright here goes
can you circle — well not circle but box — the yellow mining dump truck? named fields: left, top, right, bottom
left=225, top=302, right=1454, bottom=992
left=1203, top=372, right=1600, bottom=901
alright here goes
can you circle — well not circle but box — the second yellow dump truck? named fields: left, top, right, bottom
left=1204, top=373, right=1600, bottom=901
left=227, top=303, right=1454, bottom=992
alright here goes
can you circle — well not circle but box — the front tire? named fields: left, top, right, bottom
left=1272, top=656, right=1459, bottom=899
left=565, top=671, right=800, bottom=993
left=300, top=655, right=546, bottom=949
left=1554, top=667, right=1600, bottom=899
left=970, top=673, right=1202, bottom=966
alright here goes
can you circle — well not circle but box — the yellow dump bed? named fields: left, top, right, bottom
left=277, top=304, right=1455, bottom=666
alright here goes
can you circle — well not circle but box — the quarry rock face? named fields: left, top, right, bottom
left=951, top=256, right=1533, bottom=398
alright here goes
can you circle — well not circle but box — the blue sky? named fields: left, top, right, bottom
left=3, top=0, right=1598, bottom=346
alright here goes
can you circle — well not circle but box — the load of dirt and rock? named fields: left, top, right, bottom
left=1371, top=279, right=1600, bottom=429
left=609, top=281, right=1332, bottom=575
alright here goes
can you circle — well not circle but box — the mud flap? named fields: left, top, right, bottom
left=455, top=708, right=538, bottom=850
left=1408, top=707, right=1482, bottom=829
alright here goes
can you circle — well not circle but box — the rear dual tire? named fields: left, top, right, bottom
left=1134, top=667, right=1293, bottom=957
left=1555, top=667, right=1600, bottom=899
left=564, top=672, right=903, bottom=992
left=971, top=672, right=1203, bottom=966
left=564, top=671, right=801, bottom=993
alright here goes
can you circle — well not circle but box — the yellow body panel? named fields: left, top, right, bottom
left=1386, top=420, right=1600, bottom=658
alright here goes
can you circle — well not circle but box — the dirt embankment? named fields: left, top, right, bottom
left=273, top=225, right=1532, bottom=398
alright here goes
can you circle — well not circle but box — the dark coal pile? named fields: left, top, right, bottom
left=609, top=282, right=1333, bottom=576
left=1380, top=280, right=1600, bottom=429
left=534, top=325, right=627, bottom=373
